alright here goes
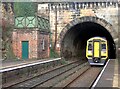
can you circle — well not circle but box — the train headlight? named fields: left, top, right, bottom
left=88, top=51, right=92, bottom=54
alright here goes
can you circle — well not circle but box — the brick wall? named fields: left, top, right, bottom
left=37, top=31, right=50, bottom=58
left=12, top=29, right=49, bottom=59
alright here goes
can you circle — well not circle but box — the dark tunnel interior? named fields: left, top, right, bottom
left=61, top=22, right=116, bottom=60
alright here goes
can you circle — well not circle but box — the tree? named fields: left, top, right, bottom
left=14, top=2, right=37, bottom=16
left=1, top=2, right=15, bottom=60
left=2, top=17, right=15, bottom=60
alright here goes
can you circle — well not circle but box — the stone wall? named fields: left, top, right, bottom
left=47, top=2, right=119, bottom=52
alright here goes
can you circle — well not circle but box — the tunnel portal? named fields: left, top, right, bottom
left=61, top=22, right=116, bottom=60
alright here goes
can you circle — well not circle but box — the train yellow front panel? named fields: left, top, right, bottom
left=94, top=42, right=99, bottom=57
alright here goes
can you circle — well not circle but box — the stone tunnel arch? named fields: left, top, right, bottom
left=59, top=16, right=117, bottom=60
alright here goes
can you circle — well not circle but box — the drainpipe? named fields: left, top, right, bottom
left=54, top=4, right=57, bottom=51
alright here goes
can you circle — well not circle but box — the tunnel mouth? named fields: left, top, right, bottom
left=61, top=22, right=116, bottom=60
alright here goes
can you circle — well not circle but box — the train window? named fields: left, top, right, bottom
left=88, top=44, right=92, bottom=50
left=102, top=44, right=106, bottom=49
left=89, top=41, right=92, bottom=42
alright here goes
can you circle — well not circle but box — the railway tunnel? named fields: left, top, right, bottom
left=60, top=17, right=116, bottom=61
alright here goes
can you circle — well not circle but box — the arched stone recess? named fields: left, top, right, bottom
left=58, top=16, right=117, bottom=60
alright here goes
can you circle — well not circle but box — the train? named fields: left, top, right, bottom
left=86, top=37, right=108, bottom=65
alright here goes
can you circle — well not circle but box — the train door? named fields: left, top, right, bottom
left=93, top=41, right=100, bottom=58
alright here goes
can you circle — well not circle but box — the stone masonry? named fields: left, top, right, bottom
left=38, top=2, right=118, bottom=52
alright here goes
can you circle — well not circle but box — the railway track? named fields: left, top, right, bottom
left=4, top=60, right=104, bottom=89
left=35, top=62, right=89, bottom=88
left=62, top=67, right=102, bottom=88
left=4, top=60, right=88, bottom=88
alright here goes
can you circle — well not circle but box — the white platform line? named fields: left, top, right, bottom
left=91, top=59, right=110, bottom=89
left=0, top=58, right=61, bottom=73
left=113, top=59, right=118, bottom=87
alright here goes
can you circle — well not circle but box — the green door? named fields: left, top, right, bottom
left=22, top=41, right=29, bottom=59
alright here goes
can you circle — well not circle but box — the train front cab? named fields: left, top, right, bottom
left=86, top=37, right=108, bottom=66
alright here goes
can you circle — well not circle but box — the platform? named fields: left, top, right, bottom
left=94, top=59, right=119, bottom=88
left=1, top=58, right=119, bottom=88
left=0, top=58, right=61, bottom=72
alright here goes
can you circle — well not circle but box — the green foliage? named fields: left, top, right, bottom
left=2, top=20, right=16, bottom=60
left=6, top=42, right=16, bottom=59
left=14, top=2, right=37, bottom=16
left=60, top=59, right=67, bottom=65
left=50, top=48, right=59, bottom=58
